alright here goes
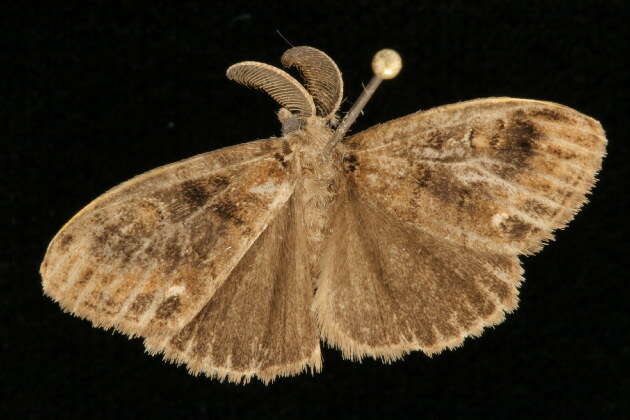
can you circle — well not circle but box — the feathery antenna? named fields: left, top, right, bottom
left=226, top=61, right=316, bottom=117
left=281, top=46, right=343, bottom=120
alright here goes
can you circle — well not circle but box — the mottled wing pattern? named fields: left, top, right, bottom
left=342, top=98, right=607, bottom=255
left=41, top=137, right=319, bottom=383
left=315, top=98, right=606, bottom=360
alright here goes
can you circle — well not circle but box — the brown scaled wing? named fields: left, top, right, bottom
left=40, top=137, right=321, bottom=384
left=314, top=97, right=606, bottom=361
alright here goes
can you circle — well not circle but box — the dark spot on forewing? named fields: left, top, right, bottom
left=528, top=108, right=571, bottom=122
left=487, top=114, right=543, bottom=167
left=414, top=166, right=432, bottom=188
left=76, top=268, right=94, bottom=286
left=211, top=200, right=244, bottom=225
left=59, top=234, right=74, bottom=249
left=273, top=153, right=289, bottom=168
left=485, top=98, right=591, bottom=140
left=130, top=293, right=154, bottom=315
left=82, top=301, right=117, bottom=316
left=505, top=119, right=539, bottom=151
left=414, top=165, right=479, bottom=209
left=155, top=295, right=182, bottom=319
left=498, top=215, right=538, bottom=240
left=345, top=154, right=358, bottom=164
left=90, top=212, right=147, bottom=263
left=282, top=140, right=292, bottom=155
left=83, top=268, right=94, bottom=280
left=343, top=154, right=358, bottom=173
left=181, top=180, right=210, bottom=208
left=523, top=199, right=557, bottom=218
left=160, top=176, right=231, bottom=222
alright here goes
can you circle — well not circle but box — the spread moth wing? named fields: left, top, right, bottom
left=164, top=192, right=321, bottom=383
left=41, top=137, right=320, bottom=383
left=314, top=187, right=523, bottom=360
left=314, top=97, right=606, bottom=360
left=341, top=97, right=607, bottom=255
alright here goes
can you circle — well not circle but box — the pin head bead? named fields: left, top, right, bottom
left=371, top=49, right=402, bottom=79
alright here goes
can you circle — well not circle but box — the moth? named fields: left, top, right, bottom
left=41, top=46, right=607, bottom=384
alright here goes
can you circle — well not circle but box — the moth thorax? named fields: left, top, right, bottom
left=303, top=119, right=336, bottom=153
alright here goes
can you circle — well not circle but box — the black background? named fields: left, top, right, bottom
left=3, top=1, right=629, bottom=418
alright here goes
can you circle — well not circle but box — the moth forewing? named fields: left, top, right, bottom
left=40, top=137, right=311, bottom=378
left=340, top=97, right=606, bottom=256
left=41, top=46, right=607, bottom=384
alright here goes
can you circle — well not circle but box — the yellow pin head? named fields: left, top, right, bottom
left=371, top=49, right=402, bottom=80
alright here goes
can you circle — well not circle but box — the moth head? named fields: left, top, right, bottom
left=276, top=107, right=303, bottom=135
left=226, top=46, right=344, bottom=134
